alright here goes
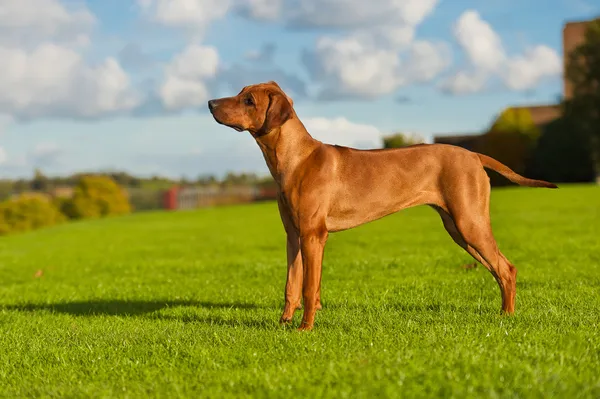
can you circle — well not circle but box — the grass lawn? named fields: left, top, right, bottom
left=0, top=184, right=599, bottom=398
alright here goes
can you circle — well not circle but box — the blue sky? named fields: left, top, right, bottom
left=0, top=0, right=598, bottom=179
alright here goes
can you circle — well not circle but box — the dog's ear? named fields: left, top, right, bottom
left=267, top=81, right=294, bottom=106
left=261, top=92, right=293, bottom=133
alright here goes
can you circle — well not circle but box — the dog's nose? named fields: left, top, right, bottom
left=208, top=100, right=217, bottom=111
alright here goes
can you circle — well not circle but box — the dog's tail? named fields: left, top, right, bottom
left=476, top=153, right=558, bottom=189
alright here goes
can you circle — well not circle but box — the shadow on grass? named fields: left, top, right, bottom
left=149, top=313, right=277, bottom=329
left=1, top=299, right=268, bottom=317
left=2, top=299, right=496, bottom=329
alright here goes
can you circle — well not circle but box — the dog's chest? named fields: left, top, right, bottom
left=278, top=187, right=295, bottom=208
left=278, top=185, right=302, bottom=216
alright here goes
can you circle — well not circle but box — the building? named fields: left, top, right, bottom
left=562, top=19, right=591, bottom=99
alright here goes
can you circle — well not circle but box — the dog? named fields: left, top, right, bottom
left=208, top=81, right=557, bottom=331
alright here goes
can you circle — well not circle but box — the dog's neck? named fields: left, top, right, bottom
left=254, top=116, right=321, bottom=185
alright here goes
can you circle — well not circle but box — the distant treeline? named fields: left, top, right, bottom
left=0, top=169, right=276, bottom=202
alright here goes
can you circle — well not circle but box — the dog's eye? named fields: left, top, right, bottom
left=244, top=97, right=254, bottom=106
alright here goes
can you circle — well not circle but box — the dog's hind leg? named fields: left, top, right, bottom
left=432, top=205, right=482, bottom=262
left=436, top=177, right=517, bottom=314
left=453, top=216, right=517, bottom=314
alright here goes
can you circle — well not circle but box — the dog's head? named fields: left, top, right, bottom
left=208, top=81, right=294, bottom=137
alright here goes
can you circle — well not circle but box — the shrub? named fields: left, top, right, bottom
left=0, top=193, right=66, bottom=236
left=382, top=133, right=424, bottom=148
left=489, top=107, right=540, bottom=141
left=61, top=175, right=131, bottom=220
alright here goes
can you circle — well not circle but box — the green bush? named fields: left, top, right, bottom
left=382, top=132, right=424, bottom=148
left=0, top=194, right=66, bottom=236
left=61, top=175, right=131, bottom=220
left=489, top=107, right=540, bottom=141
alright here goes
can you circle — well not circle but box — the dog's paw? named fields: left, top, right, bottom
left=296, top=324, right=313, bottom=332
left=296, top=320, right=314, bottom=331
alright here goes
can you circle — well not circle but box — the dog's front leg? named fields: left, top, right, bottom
left=277, top=197, right=304, bottom=324
left=298, top=227, right=328, bottom=331
left=280, top=232, right=303, bottom=324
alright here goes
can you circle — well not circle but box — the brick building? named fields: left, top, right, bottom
left=562, top=19, right=590, bottom=99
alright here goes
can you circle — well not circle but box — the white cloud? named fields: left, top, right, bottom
left=159, top=44, right=219, bottom=110
left=502, top=45, right=562, bottom=91
left=305, top=36, right=403, bottom=99
left=0, top=44, right=139, bottom=119
left=403, top=40, right=452, bottom=83
left=145, top=0, right=437, bottom=32
left=368, top=25, right=416, bottom=49
left=163, top=44, right=219, bottom=81
left=244, top=43, right=276, bottom=63
left=139, top=0, right=445, bottom=101
left=300, top=0, right=450, bottom=99
left=0, top=0, right=95, bottom=47
left=238, top=0, right=281, bottom=21
left=160, top=77, right=211, bottom=111
left=304, top=35, right=450, bottom=99
left=439, top=71, right=487, bottom=94
left=442, top=10, right=561, bottom=94
left=288, top=0, right=438, bottom=29
left=452, top=10, right=505, bottom=72
left=137, top=0, right=231, bottom=39
left=118, top=43, right=155, bottom=71
left=304, top=117, right=383, bottom=149
left=0, top=0, right=139, bottom=120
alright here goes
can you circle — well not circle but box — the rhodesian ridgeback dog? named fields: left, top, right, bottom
left=208, top=81, right=557, bottom=331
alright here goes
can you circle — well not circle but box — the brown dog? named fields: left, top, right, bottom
left=208, top=81, right=557, bottom=331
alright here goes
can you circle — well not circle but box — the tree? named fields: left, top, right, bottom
left=526, top=117, right=595, bottom=183
left=382, top=132, right=424, bottom=148
left=60, top=175, right=131, bottom=219
left=564, top=18, right=600, bottom=179
left=489, top=107, right=540, bottom=142
left=196, top=174, right=217, bottom=186
left=30, top=168, right=50, bottom=191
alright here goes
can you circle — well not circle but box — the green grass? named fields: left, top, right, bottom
left=0, top=184, right=599, bottom=398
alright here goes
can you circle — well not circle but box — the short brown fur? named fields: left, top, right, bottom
left=208, top=81, right=557, bottom=331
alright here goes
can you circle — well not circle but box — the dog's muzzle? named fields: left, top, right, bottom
left=207, top=100, right=218, bottom=112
